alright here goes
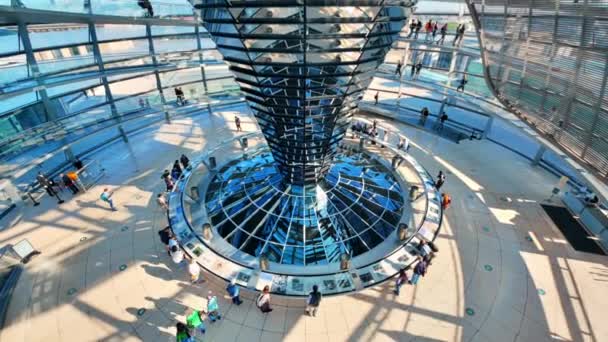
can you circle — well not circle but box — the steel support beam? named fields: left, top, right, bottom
left=89, top=23, right=128, bottom=142
left=146, top=24, right=171, bottom=124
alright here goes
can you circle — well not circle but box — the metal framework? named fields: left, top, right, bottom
left=197, top=1, right=413, bottom=185
left=469, top=0, right=608, bottom=177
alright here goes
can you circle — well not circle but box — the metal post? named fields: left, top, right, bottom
left=532, top=145, right=546, bottom=166
left=195, top=25, right=212, bottom=114
left=146, top=24, right=171, bottom=124
left=89, top=23, right=128, bottom=142
left=482, top=115, right=493, bottom=139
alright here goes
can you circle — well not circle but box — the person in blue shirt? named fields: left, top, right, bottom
left=226, top=278, right=243, bottom=305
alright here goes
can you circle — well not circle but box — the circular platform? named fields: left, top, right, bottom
left=204, top=150, right=405, bottom=267
left=168, top=129, right=443, bottom=296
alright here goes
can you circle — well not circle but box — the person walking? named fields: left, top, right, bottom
left=435, top=171, right=446, bottom=190
left=170, top=245, right=187, bottom=267
left=186, top=309, right=206, bottom=337
left=256, top=285, right=273, bottom=313
left=180, top=154, right=190, bottom=169
left=393, top=268, right=409, bottom=295
left=37, top=172, right=58, bottom=197
left=305, top=285, right=322, bottom=317
left=410, top=63, right=416, bottom=79
left=395, top=60, right=402, bottom=76
left=432, top=22, right=438, bottom=41
left=235, top=115, right=242, bottom=132
left=424, top=20, right=432, bottom=41
left=456, top=76, right=468, bottom=92
left=414, top=20, right=422, bottom=39
left=206, top=291, right=222, bottom=322
left=406, top=18, right=416, bottom=38
left=420, top=107, right=430, bottom=126
left=61, top=173, right=79, bottom=194
left=188, top=259, right=203, bottom=284
left=381, top=128, right=388, bottom=148
left=441, top=193, right=452, bottom=210
left=437, top=23, right=447, bottom=45
left=226, top=278, right=243, bottom=305
left=163, top=173, right=174, bottom=192
left=374, top=91, right=379, bottom=105
left=452, top=24, right=462, bottom=46
left=410, top=258, right=427, bottom=285
left=175, top=322, right=192, bottom=342
left=415, top=63, right=423, bottom=79
left=157, top=193, right=169, bottom=211
left=73, top=157, right=84, bottom=170
left=100, top=188, right=116, bottom=211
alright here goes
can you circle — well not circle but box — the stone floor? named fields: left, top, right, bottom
left=0, top=107, right=607, bottom=342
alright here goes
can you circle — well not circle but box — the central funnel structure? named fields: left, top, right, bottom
left=198, top=1, right=412, bottom=185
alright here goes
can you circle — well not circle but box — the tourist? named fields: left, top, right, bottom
left=420, top=107, right=430, bottom=126
left=186, top=309, right=206, bottom=337
left=157, top=193, right=168, bottom=211
left=170, top=245, right=187, bottom=266
left=410, top=63, right=416, bottom=79
left=61, top=173, right=79, bottom=194
left=37, top=172, right=56, bottom=197
left=158, top=226, right=173, bottom=255
left=374, top=91, right=379, bottom=105
left=256, top=285, right=273, bottom=313
left=235, top=115, right=242, bottom=132
left=415, top=63, right=422, bottom=79
left=437, top=112, right=448, bottom=131
left=411, top=258, right=427, bottom=285
left=207, top=291, right=222, bottom=322
left=163, top=173, right=174, bottom=192
left=306, top=285, right=322, bottom=317
left=432, top=22, right=438, bottom=41
left=180, top=154, right=190, bottom=169
left=441, top=193, right=452, bottom=210
left=395, top=60, right=402, bottom=76
left=435, top=171, right=446, bottom=190
left=175, top=322, right=192, bottom=342
left=171, top=163, right=182, bottom=181
left=188, top=259, right=203, bottom=284
left=406, top=18, right=416, bottom=38
left=437, top=23, right=447, bottom=45
left=424, top=20, right=432, bottom=41
left=226, top=278, right=243, bottom=305
left=138, top=0, right=154, bottom=17
left=73, top=157, right=84, bottom=170
left=414, top=20, right=422, bottom=39
left=456, top=76, right=468, bottom=92
left=393, top=268, right=409, bottom=295
left=100, top=188, right=116, bottom=211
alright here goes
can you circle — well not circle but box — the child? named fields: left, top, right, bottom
left=206, top=292, right=222, bottom=322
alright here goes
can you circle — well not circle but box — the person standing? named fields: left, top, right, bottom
left=453, top=24, right=462, bottom=46
left=381, top=128, right=388, bottom=148
left=180, top=154, right=190, bottom=169
left=256, top=286, right=273, bottom=313
left=37, top=172, right=56, bottom=197
left=100, top=188, right=116, bottom=211
left=395, top=60, right=402, bottom=76
left=420, top=107, right=430, bottom=126
left=437, top=23, right=447, bottom=45
left=410, top=258, right=427, bottom=285
left=163, top=173, right=174, bottom=192
left=158, top=226, right=173, bottom=255
left=186, top=309, right=206, bottom=337
left=188, top=259, right=203, bottom=284
left=175, top=322, right=192, bottom=342
left=437, top=112, right=448, bottom=131
left=432, top=22, right=438, bottom=41
left=410, top=63, right=416, bottom=79
left=61, top=173, right=79, bottom=194
left=393, top=269, right=409, bottom=295
left=226, top=278, right=243, bottom=305
left=305, top=285, right=322, bottom=317
left=206, top=291, right=222, bottom=322
left=435, top=171, right=446, bottom=190
left=415, top=63, right=422, bottom=79
left=235, top=115, right=242, bottom=132
left=170, top=245, right=187, bottom=267
left=374, top=91, right=379, bottom=105
left=157, top=193, right=169, bottom=211
left=73, top=157, right=84, bottom=170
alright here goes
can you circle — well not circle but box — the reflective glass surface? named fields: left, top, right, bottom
left=205, top=151, right=404, bottom=266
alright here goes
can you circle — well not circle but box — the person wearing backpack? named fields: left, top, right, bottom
left=256, top=286, right=273, bottom=313
left=226, top=278, right=243, bottom=305
left=305, top=285, right=322, bottom=317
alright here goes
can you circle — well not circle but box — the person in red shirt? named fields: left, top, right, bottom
left=441, top=193, right=452, bottom=210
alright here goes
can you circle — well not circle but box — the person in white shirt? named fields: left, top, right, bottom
left=170, top=245, right=186, bottom=265
left=156, top=193, right=168, bottom=211
left=188, top=259, right=203, bottom=283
